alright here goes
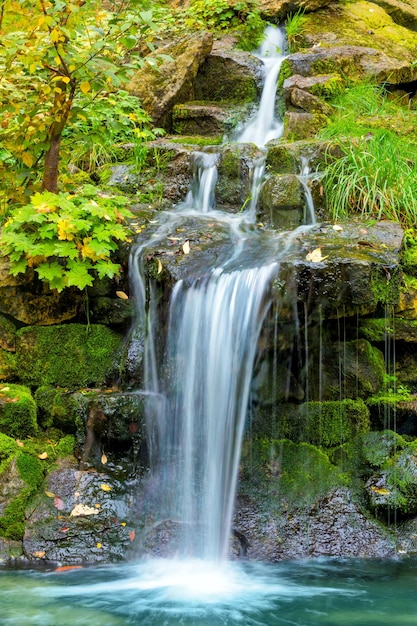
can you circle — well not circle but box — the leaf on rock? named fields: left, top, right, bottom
left=129, top=529, right=136, bottom=542
left=182, top=240, right=190, bottom=254
left=33, top=551, right=45, bottom=558
left=45, top=491, right=55, bottom=498
left=157, top=258, right=163, bottom=274
left=116, top=290, right=129, bottom=300
left=306, top=247, right=328, bottom=262
left=332, top=224, right=343, bottom=232
left=70, top=503, right=99, bottom=517
left=101, top=453, right=108, bottom=465
left=38, top=452, right=48, bottom=460
left=100, top=483, right=112, bottom=492
left=54, top=496, right=65, bottom=511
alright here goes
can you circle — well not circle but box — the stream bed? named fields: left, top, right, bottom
left=1, top=557, right=416, bottom=625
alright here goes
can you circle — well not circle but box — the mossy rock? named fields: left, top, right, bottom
left=0, top=349, right=16, bottom=381
left=34, top=386, right=85, bottom=433
left=281, top=398, right=370, bottom=447
left=0, top=385, right=37, bottom=439
left=16, top=324, right=123, bottom=389
left=362, top=431, right=417, bottom=514
left=240, top=437, right=347, bottom=510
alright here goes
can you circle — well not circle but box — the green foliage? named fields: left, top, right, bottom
left=285, top=8, right=306, bottom=52
left=322, top=130, right=417, bottom=227
left=0, top=185, right=134, bottom=291
left=0, top=0, right=161, bottom=196
left=16, top=324, right=123, bottom=389
left=0, top=384, right=38, bottom=439
left=320, top=82, right=417, bottom=228
left=298, top=399, right=370, bottom=447
left=63, top=90, right=164, bottom=175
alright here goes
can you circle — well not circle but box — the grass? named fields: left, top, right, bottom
left=320, top=82, right=417, bottom=228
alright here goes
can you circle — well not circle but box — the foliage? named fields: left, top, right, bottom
left=285, top=8, right=306, bottom=52
left=0, top=0, right=160, bottom=196
left=62, top=90, right=163, bottom=175
left=0, top=185, right=134, bottom=291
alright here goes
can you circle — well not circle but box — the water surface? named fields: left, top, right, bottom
left=1, top=557, right=416, bottom=625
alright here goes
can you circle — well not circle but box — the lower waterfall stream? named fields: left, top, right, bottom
left=1, top=25, right=417, bottom=626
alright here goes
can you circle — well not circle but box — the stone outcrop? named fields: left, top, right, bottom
left=127, top=32, right=214, bottom=130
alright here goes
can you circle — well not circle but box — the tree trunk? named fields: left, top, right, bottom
left=42, top=133, right=62, bottom=193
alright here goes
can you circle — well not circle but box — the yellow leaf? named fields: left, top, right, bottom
left=50, top=29, right=61, bottom=43
left=116, top=291, right=129, bottom=300
left=94, top=503, right=101, bottom=508
left=96, top=542, right=102, bottom=549
left=101, top=453, right=108, bottom=465
left=0, top=387, right=10, bottom=392
left=121, top=522, right=126, bottom=527
left=157, top=259, right=163, bottom=275
left=61, top=76, right=71, bottom=84
left=182, top=240, right=190, bottom=255
left=33, top=550, right=45, bottom=558
left=70, top=503, right=99, bottom=517
left=77, top=113, right=87, bottom=122
left=371, top=486, right=390, bottom=495
left=21, top=152, right=34, bottom=168
left=16, top=439, right=25, bottom=448
left=80, top=81, right=91, bottom=94
left=38, top=452, right=48, bottom=460
left=305, top=247, right=328, bottom=263
left=100, top=483, right=112, bottom=492
left=333, top=224, right=343, bottom=232
left=45, top=491, right=56, bottom=498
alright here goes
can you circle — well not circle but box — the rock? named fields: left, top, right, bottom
left=283, top=73, right=344, bottom=99
left=258, top=0, right=334, bottom=20
left=287, top=1, right=417, bottom=84
left=282, top=110, right=328, bottom=140
left=194, top=38, right=262, bottom=103
left=23, top=458, right=138, bottom=564
left=172, top=102, right=234, bottom=137
left=127, top=32, right=214, bottom=130
left=15, top=324, right=123, bottom=389
left=259, top=173, right=303, bottom=229
left=216, top=143, right=266, bottom=209
left=289, top=86, right=334, bottom=115
left=369, top=0, right=417, bottom=30
left=0, top=385, right=37, bottom=439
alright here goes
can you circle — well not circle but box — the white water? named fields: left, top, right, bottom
left=237, top=25, right=286, bottom=146
left=128, top=24, right=313, bottom=570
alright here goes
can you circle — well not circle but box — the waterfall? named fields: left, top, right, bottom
left=130, top=26, right=293, bottom=563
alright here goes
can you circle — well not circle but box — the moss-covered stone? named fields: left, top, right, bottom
left=0, top=385, right=37, bottom=439
left=34, top=386, right=85, bottom=433
left=16, top=324, right=123, bottom=389
left=240, top=437, right=347, bottom=510
left=0, top=349, right=16, bottom=381
left=290, top=398, right=370, bottom=446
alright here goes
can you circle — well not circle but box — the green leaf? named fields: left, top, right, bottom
left=65, top=259, right=94, bottom=290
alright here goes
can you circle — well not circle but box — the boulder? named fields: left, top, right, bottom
left=369, top=0, right=417, bottom=30
left=127, top=32, right=214, bottom=130
left=258, top=0, right=334, bottom=20
left=172, top=102, right=234, bottom=137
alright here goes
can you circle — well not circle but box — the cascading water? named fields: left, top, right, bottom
left=131, top=25, right=291, bottom=563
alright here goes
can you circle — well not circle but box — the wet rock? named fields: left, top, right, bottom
left=283, top=73, right=344, bottom=100
left=234, top=488, right=395, bottom=561
left=216, top=143, right=265, bottom=210
left=259, top=173, right=303, bottom=229
left=289, top=87, right=333, bottom=115
left=23, top=458, right=138, bottom=564
left=127, top=32, right=214, bottom=130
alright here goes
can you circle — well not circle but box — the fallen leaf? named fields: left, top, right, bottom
left=94, top=503, right=101, bottom=509
left=33, top=551, right=45, bottom=558
left=45, top=491, right=55, bottom=498
left=305, top=247, right=328, bottom=262
left=38, top=452, right=48, bottom=460
left=332, top=224, right=343, bottom=232
left=60, top=527, right=70, bottom=533
left=9, top=397, right=19, bottom=403
left=129, top=529, right=136, bottom=542
left=54, top=496, right=65, bottom=511
left=371, top=486, right=390, bottom=495
left=157, top=258, right=163, bottom=274
left=116, top=290, right=129, bottom=300
left=55, top=565, right=83, bottom=573
left=101, top=453, right=108, bottom=465
left=121, top=522, right=126, bottom=527
left=70, top=503, right=99, bottom=517
left=182, top=240, right=190, bottom=254
left=0, top=387, right=10, bottom=392
left=96, top=542, right=102, bottom=549
left=100, top=483, right=112, bottom=492
left=16, top=440, right=25, bottom=447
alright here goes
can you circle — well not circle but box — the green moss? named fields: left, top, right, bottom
left=169, top=136, right=222, bottom=146
left=0, top=384, right=37, bottom=439
left=0, top=349, right=16, bottom=381
left=278, top=59, right=292, bottom=89
left=297, top=399, right=370, bottom=447
left=16, top=324, right=123, bottom=389
left=34, top=386, right=84, bottom=433
left=241, top=438, right=347, bottom=510
left=361, top=430, right=406, bottom=468
left=0, top=432, right=18, bottom=474
left=370, top=266, right=401, bottom=306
